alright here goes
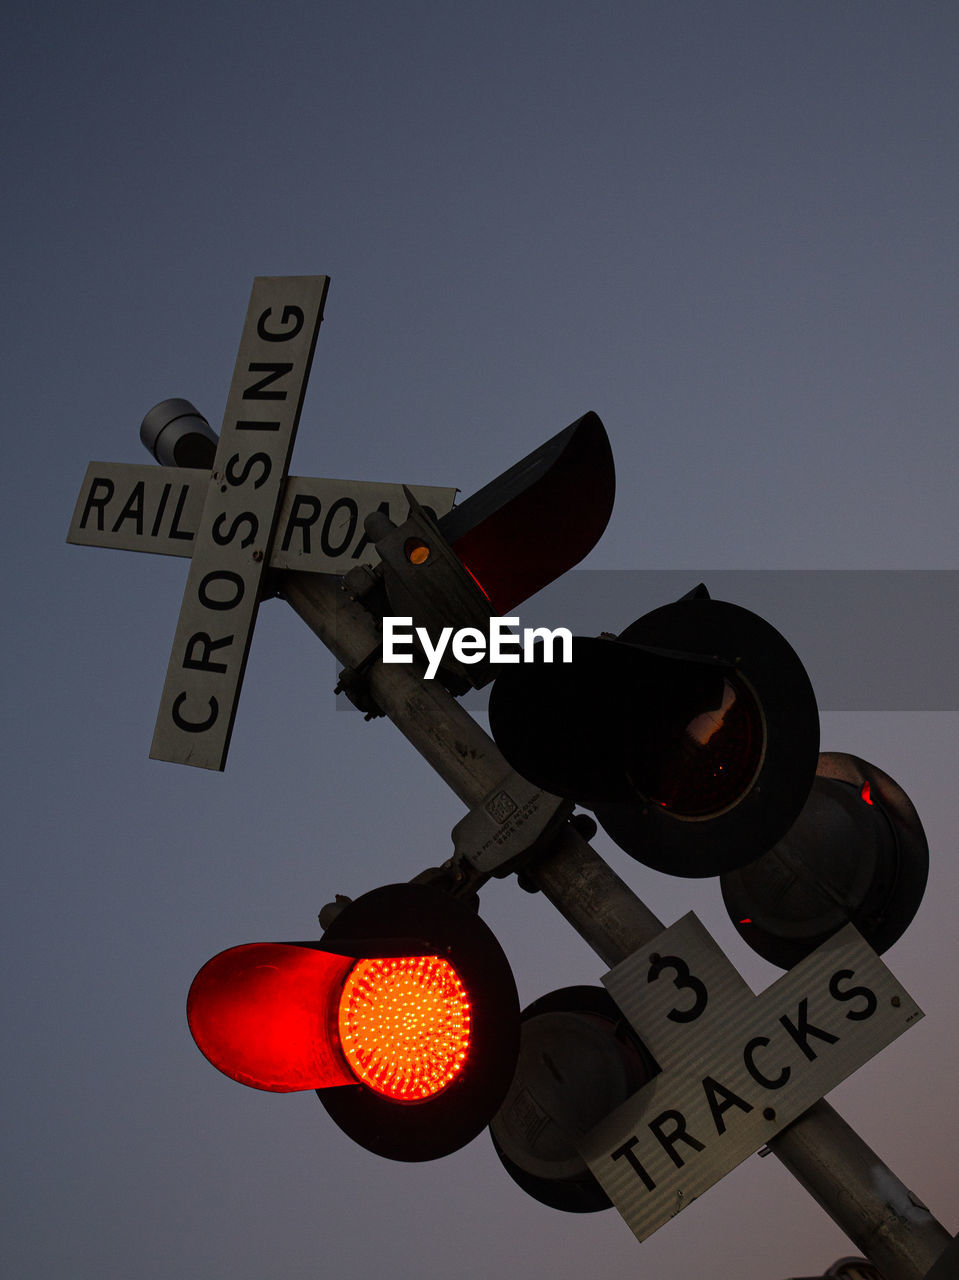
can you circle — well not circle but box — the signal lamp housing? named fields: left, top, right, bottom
left=489, top=986, right=655, bottom=1213
left=721, top=752, right=929, bottom=969
left=438, top=410, right=615, bottom=615
left=187, top=883, right=520, bottom=1161
left=367, top=412, right=614, bottom=690
left=488, top=589, right=820, bottom=877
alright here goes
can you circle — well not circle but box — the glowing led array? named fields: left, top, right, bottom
left=337, top=956, right=471, bottom=1100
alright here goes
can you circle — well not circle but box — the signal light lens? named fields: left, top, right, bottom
left=338, top=956, right=471, bottom=1101
left=627, top=673, right=764, bottom=817
left=317, top=883, right=521, bottom=1162
left=404, top=538, right=431, bottom=565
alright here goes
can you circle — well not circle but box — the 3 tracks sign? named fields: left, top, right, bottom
left=580, top=913, right=923, bottom=1242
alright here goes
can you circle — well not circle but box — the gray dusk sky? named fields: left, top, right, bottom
left=4, top=4, right=958, bottom=1279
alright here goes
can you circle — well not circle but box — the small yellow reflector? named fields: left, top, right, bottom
left=337, top=956, right=471, bottom=1101
left=405, top=538, right=431, bottom=565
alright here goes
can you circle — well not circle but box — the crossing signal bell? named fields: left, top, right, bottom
left=139, top=398, right=218, bottom=469
left=187, top=884, right=520, bottom=1161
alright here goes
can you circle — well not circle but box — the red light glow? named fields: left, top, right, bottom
left=459, top=560, right=492, bottom=602
left=337, top=956, right=471, bottom=1101
left=861, top=781, right=874, bottom=805
left=187, top=943, right=356, bottom=1093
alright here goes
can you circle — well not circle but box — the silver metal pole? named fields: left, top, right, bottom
left=280, top=568, right=952, bottom=1280
left=768, top=1102, right=950, bottom=1280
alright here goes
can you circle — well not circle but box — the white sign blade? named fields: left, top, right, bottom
left=68, top=462, right=456, bottom=570
left=68, top=462, right=205, bottom=556
left=151, top=275, right=329, bottom=770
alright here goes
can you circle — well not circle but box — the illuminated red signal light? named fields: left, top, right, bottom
left=187, top=946, right=473, bottom=1100
left=187, top=883, right=520, bottom=1161
left=337, top=955, right=471, bottom=1101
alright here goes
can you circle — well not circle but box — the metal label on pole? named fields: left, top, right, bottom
left=580, top=922, right=922, bottom=1243
left=150, top=275, right=329, bottom=770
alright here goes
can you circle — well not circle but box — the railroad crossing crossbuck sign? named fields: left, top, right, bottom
left=67, top=275, right=951, bottom=1278
left=66, top=275, right=455, bottom=770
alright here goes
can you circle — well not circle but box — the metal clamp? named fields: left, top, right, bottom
left=451, top=773, right=573, bottom=879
